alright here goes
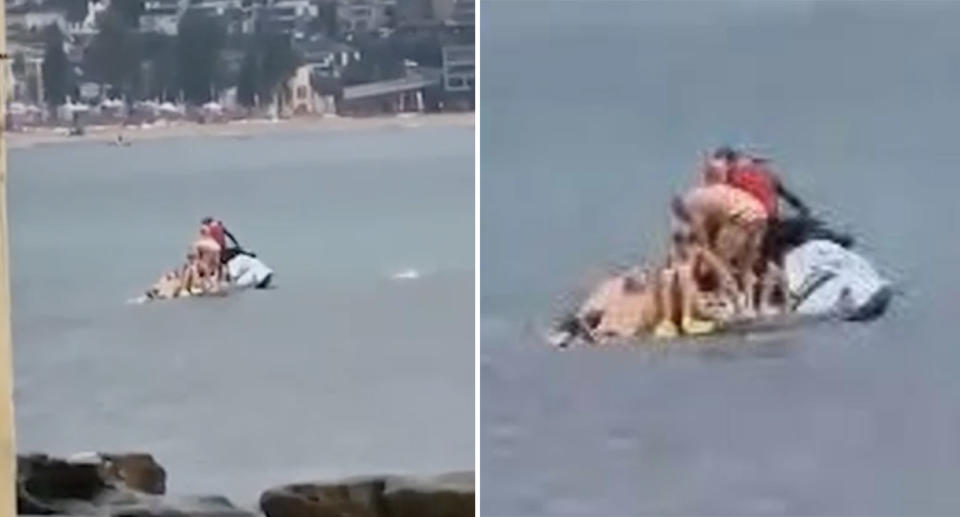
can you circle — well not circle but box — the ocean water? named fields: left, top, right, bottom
left=11, top=122, right=475, bottom=505
left=481, top=2, right=960, bottom=515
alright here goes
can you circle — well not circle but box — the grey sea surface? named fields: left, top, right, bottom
left=11, top=123, right=475, bottom=505
left=481, top=2, right=960, bottom=515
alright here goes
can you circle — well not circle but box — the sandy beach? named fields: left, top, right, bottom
left=5, top=112, right=475, bottom=149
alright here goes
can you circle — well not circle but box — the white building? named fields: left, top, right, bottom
left=142, top=0, right=185, bottom=35
left=336, top=0, right=395, bottom=33
left=7, top=8, right=68, bottom=32
left=449, top=0, right=473, bottom=26
left=441, top=45, right=473, bottom=92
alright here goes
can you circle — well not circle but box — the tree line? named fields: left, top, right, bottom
left=40, top=3, right=300, bottom=110
left=38, top=2, right=467, bottom=111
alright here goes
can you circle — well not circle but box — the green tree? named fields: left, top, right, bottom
left=176, top=11, right=227, bottom=104
left=41, top=25, right=69, bottom=109
left=390, top=31, right=446, bottom=68
left=85, top=7, right=144, bottom=99
left=236, top=32, right=302, bottom=108
left=50, top=0, right=89, bottom=24
left=259, top=33, right=301, bottom=98
left=236, top=45, right=260, bottom=107
left=111, top=0, right=145, bottom=29
left=310, top=1, right=340, bottom=38
left=142, top=33, right=179, bottom=101
left=342, top=36, right=404, bottom=86
left=12, top=52, right=26, bottom=77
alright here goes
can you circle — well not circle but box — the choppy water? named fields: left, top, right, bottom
left=11, top=123, right=475, bottom=505
left=481, top=2, right=960, bottom=515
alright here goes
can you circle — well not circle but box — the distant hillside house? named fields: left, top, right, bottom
left=284, top=64, right=335, bottom=116
left=294, top=35, right=359, bottom=79
left=7, top=4, right=68, bottom=33
left=259, top=0, right=317, bottom=35
left=396, top=0, right=452, bottom=27
left=142, top=0, right=184, bottom=35
left=449, top=0, right=473, bottom=27
left=337, top=68, right=439, bottom=116
left=336, top=0, right=395, bottom=34
left=441, top=44, right=473, bottom=92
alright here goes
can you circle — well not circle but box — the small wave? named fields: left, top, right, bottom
left=391, top=268, right=421, bottom=280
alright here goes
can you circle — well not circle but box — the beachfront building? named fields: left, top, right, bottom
left=449, top=0, right=473, bottom=26
left=283, top=64, right=336, bottom=116
left=294, top=35, right=360, bottom=79
left=394, top=0, right=471, bottom=27
left=8, top=43, right=44, bottom=106
left=259, top=0, right=319, bottom=35
left=187, top=0, right=239, bottom=18
left=336, top=0, right=396, bottom=34
left=142, top=0, right=184, bottom=35
left=336, top=68, right=440, bottom=115
left=441, top=45, right=473, bottom=92
left=395, top=0, right=453, bottom=27
left=6, top=3, right=68, bottom=33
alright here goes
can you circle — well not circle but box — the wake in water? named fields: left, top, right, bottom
left=391, top=268, right=422, bottom=281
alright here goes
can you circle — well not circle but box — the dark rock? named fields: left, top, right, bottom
left=16, top=453, right=253, bottom=517
left=382, top=472, right=473, bottom=517
left=100, top=453, right=167, bottom=495
left=260, top=472, right=473, bottom=517
left=17, top=453, right=107, bottom=514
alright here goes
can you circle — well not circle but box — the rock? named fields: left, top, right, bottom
left=382, top=472, right=474, bottom=517
left=17, top=453, right=253, bottom=517
left=260, top=471, right=474, bottom=517
left=17, top=453, right=107, bottom=514
left=100, top=453, right=167, bottom=495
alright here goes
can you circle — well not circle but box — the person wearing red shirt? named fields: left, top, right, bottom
left=704, top=146, right=810, bottom=219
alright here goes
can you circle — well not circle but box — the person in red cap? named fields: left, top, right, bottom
left=703, top=146, right=810, bottom=220
left=200, top=217, right=249, bottom=262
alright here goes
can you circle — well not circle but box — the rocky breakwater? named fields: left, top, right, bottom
left=259, top=471, right=474, bottom=517
left=17, top=452, right=253, bottom=516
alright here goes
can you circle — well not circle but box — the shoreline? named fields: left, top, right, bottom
left=5, top=112, right=475, bottom=150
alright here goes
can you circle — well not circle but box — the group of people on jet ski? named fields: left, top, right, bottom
left=143, top=217, right=273, bottom=301
left=554, top=146, right=892, bottom=346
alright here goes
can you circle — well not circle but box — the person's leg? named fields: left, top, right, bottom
left=742, top=219, right=768, bottom=317
left=726, top=218, right=767, bottom=317
left=653, top=267, right=679, bottom=338
left=715, top=222, right=751, bottom=314
left=177, top=266, right=193, bottom=297
left=693, top=244, right=741, bottom=310
left=676, top=262, right=716, bottom=335
left=759, top=261, right=786, bottom=317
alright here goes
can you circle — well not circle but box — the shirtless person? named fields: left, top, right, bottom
left=142, top=250, right=219, bottom=301
left=652, top=226, right=743, bottom=338
left=552, top=229, right=743, bottom=346
left=192, top=225, right=223, bottom=291
left=201, top=217, right=249, bottom=263
left=673, top=168, right=769, bottom=316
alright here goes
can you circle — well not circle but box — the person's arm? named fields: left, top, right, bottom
left=223, top=228, right=241, bottom=248
left=672, top=195, right=711, bottom=247
left=693, top=245, right=742, bottom=303
left=775, top=178, right=811, bottom=217
left=759, top=261, right=788, bottom=313
left=210, top=252, right=224, bottom=289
